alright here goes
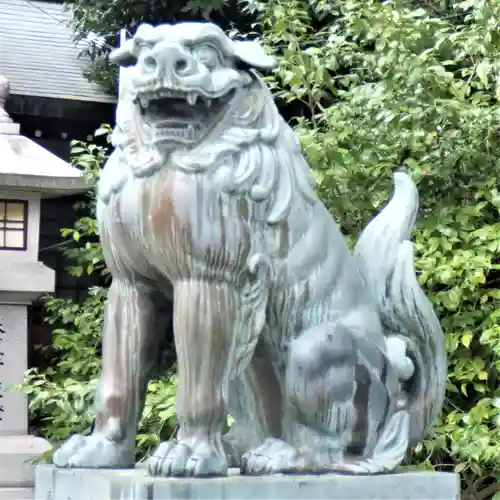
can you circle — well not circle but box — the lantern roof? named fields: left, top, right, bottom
left=0, top=75, right=89, bottom=197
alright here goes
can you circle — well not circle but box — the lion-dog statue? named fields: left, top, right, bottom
left=53, top=21, right=447, bottom=477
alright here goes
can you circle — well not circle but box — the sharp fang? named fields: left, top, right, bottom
left=206, top=99, right=212, bottom=108
left=139, top=96, right=149, bottom=108
left=187, top=92, right=197, bottom=105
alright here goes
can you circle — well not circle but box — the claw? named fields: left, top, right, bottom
left=187, top=92, right=198, bottom=105
left=146, top=439, right=228, bottom=478
left=241, top=438, right=300, bottom=475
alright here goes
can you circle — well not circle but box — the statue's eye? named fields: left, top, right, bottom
left=137, top=43, right=152, bottom=56
left=193, top=45, right=221, bottom=68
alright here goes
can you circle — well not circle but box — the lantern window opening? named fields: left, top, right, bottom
left=0, top=199, right=28, bottom=250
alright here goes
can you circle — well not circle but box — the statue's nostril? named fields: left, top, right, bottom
left=143, top=56, right=158, bottom=71
left=175, top=59, right=188, bottom=73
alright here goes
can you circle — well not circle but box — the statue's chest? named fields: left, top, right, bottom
left=117, top=170, right=186, bottom=235
left=99, top=169, right=198, bottom=277
left=100, top=168, right=250, bottom=281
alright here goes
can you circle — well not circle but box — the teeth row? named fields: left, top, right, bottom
left=138, top=90, right=212, bottom=108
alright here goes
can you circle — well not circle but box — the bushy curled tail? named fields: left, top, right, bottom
left=353, top=172, right=447, bottom=443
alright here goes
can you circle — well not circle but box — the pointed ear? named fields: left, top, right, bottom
left=232, top=41, right=277, bottom=70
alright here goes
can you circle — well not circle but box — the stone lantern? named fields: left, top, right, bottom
left=0, top=75, right=88, bottom=499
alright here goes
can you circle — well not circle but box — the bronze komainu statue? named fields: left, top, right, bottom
left=53, top=21, right=447, bottom=477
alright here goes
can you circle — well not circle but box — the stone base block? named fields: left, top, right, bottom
left=0, top=435, right=50, bottom=488
left=35, top=465, right=460, bottom=500
left=0, top=487, right=34, bottom=499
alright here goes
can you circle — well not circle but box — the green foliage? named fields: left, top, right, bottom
left=21, top=129, right=178, bottom=462
left=242, top=0, right=500, bottom=496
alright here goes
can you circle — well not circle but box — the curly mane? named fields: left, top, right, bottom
left=170, top=75, right=319, bottom=225
left=100, top=70, right=318, bottom=229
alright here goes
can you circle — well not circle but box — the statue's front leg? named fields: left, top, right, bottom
left=147, top=280, right=251, bottom=478
left=53, top=280, right=168, bottom=468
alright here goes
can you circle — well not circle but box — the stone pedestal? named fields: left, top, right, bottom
left=35, top=465, right=460, bottom=500
left=0, top=436, right=50, bottom=499
left=0, top=304, right=52, bottom=500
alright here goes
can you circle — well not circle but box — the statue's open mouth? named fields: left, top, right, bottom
left=135, top=88, right=236, bottom=145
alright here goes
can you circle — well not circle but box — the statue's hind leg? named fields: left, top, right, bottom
left=146, top=280, right=263, bottom=478
left=242, top=321, right=361, bottom=474
left=53, top=279, right=170, bottom=468
left=242, top=320, right=411, bottom=475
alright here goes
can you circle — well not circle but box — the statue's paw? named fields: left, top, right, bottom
left=146, top=439, right=228, bottom=477
left=53, top=434, right=134, bottom=468
left=241, top=438, right=308, bottom=475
